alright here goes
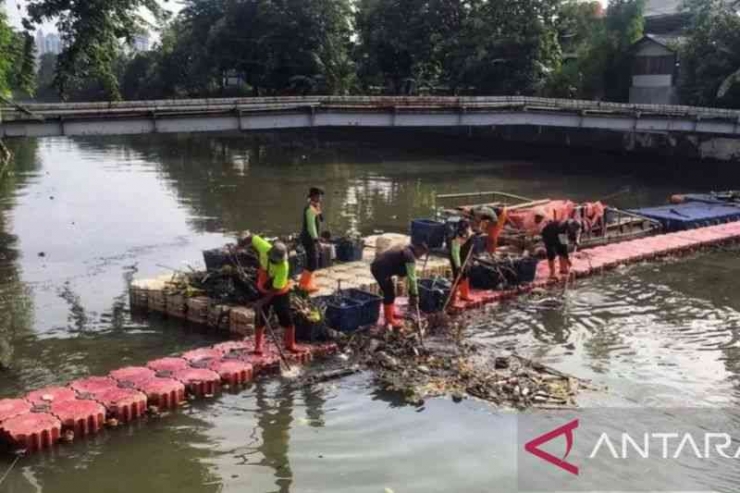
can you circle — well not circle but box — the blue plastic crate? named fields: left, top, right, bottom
left=316, top=297, right=363, bottom=333
left=418, top=278, right=452, bottom=313
left=411, top=219, right=446, bottom=249
left=343, top=289, right=383, bottom=326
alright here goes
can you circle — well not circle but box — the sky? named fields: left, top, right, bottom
left=3, top=0, right=185, bottom=31
left=4, top=0, right=624, bottom=33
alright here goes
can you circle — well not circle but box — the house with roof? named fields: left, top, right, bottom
left=629, top=0, right=686, bottom=104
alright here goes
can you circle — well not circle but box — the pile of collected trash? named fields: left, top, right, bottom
left=330, top=321, right=583, bottom=409
left=163, top=264, right=261, bottom=305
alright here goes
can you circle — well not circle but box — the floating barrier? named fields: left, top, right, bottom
left=0, top=340, right=338, bottom=453
left=7, top=223, right=738, bottom=454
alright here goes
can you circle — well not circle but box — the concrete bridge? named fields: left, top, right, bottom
left=3, top=96, right=740, bottom=139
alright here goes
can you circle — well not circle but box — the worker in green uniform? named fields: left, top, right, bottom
left=371, top=242, right=428, bottom=330
left=299, top=187, right=324, bottom=293
left=449, top=219, right=475, bottom=303
left=247, top=234, right=305, bottom=355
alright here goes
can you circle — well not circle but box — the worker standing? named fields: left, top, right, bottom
left=486, top=206, right=509, bottom=253
left=449, top=220, right=474, bottom=303
left=299, top=187, right=324, bottom=293
left=248, top=234, right=305, bottom=355
left=541, top=219, right=581, bottom=280
left=471, top=206, right=497, bottom=235
left=371, top=243, right=429, bottom=330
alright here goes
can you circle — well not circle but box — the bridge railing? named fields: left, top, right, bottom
left=3, top=96, right=740, bottom=122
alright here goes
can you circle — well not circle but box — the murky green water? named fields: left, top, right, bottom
left=2, top=131, right=740, bottom=492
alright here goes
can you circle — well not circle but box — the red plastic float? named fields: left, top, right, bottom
left=92, top=387, right=147, bottom=422
left=109, top=366, right=156, bottom=385
left=25, top=387, right=77, bottom=406
left=172, top=368, right=221, bottom=397
left=207, top=359, right=253, bottom=387
left=147, top=357, right=189, bottom=374
left=181, top=348, right=222, bottom=363
left=50, top=399, right=106, bottom=436
left=136, top=378, right=185, bottom=410
left=0, top=399, right=31, bottom=423
left=69, top=376, right=117, bottom=395
left=0, top=412, right=61, bottom=451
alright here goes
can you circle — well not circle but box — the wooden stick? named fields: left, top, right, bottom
left=260, top=307, right=292, bottom=372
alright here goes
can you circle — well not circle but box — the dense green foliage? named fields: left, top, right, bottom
left=10, top=0, right=740, bottom=107
left=0, top=2, right=36, bottom=98
left=679, top=0, right=740, bottom=108
left=24, top=0, right=167, bottom=99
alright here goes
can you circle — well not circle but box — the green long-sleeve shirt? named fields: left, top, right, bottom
left=252, top=235, right=289, bottom=291
left=406, top=262, right=418, bottom=296
left=305, top=206, right=320, bottom=240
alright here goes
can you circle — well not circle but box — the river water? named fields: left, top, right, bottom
left=1, top=131, right=740, bottom=492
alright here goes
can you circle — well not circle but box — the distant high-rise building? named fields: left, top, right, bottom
left=133, top=33, right=150, bottom=52
left=35, top=30, right=62, bottom=56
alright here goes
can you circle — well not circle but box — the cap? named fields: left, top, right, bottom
left=269, top=242, right=288, bottom=263
left=308, top=187, right=325, bottom=198
left=475, top=206, right=498, bottom=222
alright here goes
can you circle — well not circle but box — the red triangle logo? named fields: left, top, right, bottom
left=524, top=419, right=580, bottom=476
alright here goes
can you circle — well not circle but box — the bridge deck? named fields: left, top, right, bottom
left=3, top=96, right=740, bottom=138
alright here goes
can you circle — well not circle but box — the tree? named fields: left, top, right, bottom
left=24, top=0, right=170, bottom=100
left=447, top=0, right=562, bottom=95
left=545, top=0, right=644, bottom=101
left=679, top=0, right=740, bottom=108
left=355, top=0, right=468, bottom=94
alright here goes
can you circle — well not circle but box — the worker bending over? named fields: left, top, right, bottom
left=371, top=243, right=428, bottom=330
left=299, top=187, right=324, bottom=293
left=249, top=234, right=305, bottom=355
left=449, top=219, right=474, bottom=303
left=541, top=219, right=581, bottom=280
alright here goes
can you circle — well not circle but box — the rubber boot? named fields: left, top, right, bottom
left=383, top=303, right=403, bottom=330
left=284, top=326, right=306, bottom=354
left=299, top=271, right=311, bottom=291
left=459, top=279, right=473, bottom=302
left=548, top=259, right=558, bottom=280
left=253, top=327, right=265, bottom=355
left=304, top=271, right=320, bottom=294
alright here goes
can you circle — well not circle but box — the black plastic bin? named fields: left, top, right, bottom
left=469, top=262, right=504, bottom=290
left=515, top=257, right=540, bottom=284
left=411, top=219, right=446, bottom=249
left=289, top=247, right=307, bottom=278
left=335, top=238, right=364, bottom=262
left=343, top=289, right=383, bottom=325
left=418, top=278, right=452, bottom=313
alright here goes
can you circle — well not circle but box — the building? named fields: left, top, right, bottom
left=35, top=30, right=62, bottom=56
left=132, top=34, right=150, bottom=52
left=629, top=35, right=681, bottom=105
left=629, top=0, right=685, bottom=105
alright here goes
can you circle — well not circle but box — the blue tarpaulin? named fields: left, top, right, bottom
left=629, top=202, right=740, bottom=232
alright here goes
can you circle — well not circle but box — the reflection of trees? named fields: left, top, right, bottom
left=252, top=380, right=327, bottom=492
left=0, top=138, right=39, bottom=372
left=71, top=131, right=497, bottom=238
